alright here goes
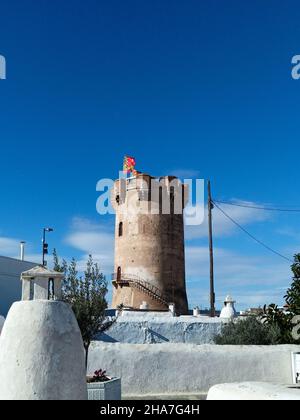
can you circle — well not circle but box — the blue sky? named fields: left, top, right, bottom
left=0, top=0, right=300, bottom=310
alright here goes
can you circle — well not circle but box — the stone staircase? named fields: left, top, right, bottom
left=112, top=273, right=169, bottom=307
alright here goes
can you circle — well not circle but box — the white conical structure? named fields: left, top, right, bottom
left=0, top=315, right=5, bottom=334
left=220, top=295, right=237, bottom=320
left=0, top=266, right=87, bottom=400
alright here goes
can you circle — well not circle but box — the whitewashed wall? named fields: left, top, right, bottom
left=97, top=315, right=222, bottom=344
left=0, top=256, right=36, bottom=316
left=88, top=343, right=300, bottom=397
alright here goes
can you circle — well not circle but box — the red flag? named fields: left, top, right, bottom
left=123, top=156, right=136, bottom=173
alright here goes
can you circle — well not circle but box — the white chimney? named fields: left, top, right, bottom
left=20, top=242, right=25, bottom=261
left=220, top=295, right=237, bottom=320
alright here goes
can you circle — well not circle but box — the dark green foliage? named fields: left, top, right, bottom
left=261, top=254, right=300, bottom=345
left=53, top=250, right=115, bottom=368
left=285, top=254, right=300, bottom=316
left=262, top=303, right=295, bottom=344
left=214, top=316, right=282, bottom=345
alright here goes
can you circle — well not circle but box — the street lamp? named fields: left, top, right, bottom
left=42, top=227, right=54, bottom=266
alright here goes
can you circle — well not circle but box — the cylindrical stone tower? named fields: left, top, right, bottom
left=111, top=173, right=189, bottom=315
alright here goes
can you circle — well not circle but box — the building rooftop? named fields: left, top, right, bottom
left=21, top=265, right=64, bottom=280
left=0, top=256, right=38, bottom=316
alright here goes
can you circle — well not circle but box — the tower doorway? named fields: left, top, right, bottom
left=117, top=266, right=122, bottom=282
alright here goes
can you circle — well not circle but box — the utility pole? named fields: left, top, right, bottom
left=207, top=180, right=215, bottom=317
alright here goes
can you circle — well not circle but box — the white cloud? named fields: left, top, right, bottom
left=187, top=284, right=287, bottom=311
left=227, top=289, right=286, bottom=308
left=0, top=237, right=41, bottom=263
left=185, top=200, right=271, bottom=240
left=185, top=245, right=291, bottom=310
left=276, top=227, right=300, bottom=240
left=70, top=216, right=111, bottom=232
left=185, top=245, right=290, bottom=286
left=0, top=237, right=21, bottom=255
left=64, top=217, right=114, bottom=274
left=66, top=231, right=114, bottom=254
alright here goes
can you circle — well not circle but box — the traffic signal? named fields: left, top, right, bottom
left=43, top=243, right=49, bottom=255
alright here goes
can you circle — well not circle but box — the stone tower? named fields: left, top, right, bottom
left=111, top=173, right=189, bottom=315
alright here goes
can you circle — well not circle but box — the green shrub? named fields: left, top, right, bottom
left=262, top=304, right=295, bottom=344
left=216, top=254, right=300, bottom=345
left=214, top=316, right=282, bottom=345
left=285, top=254, right=300, bottom=316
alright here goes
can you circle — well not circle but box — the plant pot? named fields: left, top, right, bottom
left=87, top=377, right=121, bottom=400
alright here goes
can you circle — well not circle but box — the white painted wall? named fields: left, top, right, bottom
left=0, top=301, right=87, bottom=400
left=88, top=342, right=300, bottom=397
left=207, top=382, right=300, bottom=400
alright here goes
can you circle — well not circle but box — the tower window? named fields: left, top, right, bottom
left=119, top=222, right=123, bottom=237
left=170, top=186, right=175, bottom=215
left=29, top=278, right=34, bottom=300
left=159, top=186, right=163, bottom=214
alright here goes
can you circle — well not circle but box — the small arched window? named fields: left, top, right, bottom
left=48, top=278, right=55, bottom=300
left=119, top=222, right=123, bottom=237
left=29, top=278, right=34, bottom=300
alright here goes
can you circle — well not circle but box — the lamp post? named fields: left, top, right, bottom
left=42, top=227, right=53, bottom=266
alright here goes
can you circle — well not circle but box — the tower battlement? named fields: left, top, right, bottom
left=112, top=173, right=189, bottom=215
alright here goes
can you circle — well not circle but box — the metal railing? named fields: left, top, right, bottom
left=111, top=272, right=169, bottom=307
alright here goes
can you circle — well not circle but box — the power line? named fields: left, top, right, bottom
left=214, top=200, right=300, bottom=213
left=212, top=201, right=293, bottom=263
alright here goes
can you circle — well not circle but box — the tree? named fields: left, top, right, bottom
left=53, top=250, right=114, bottom=369
left=53, top=248, right=67, bottom=273
left=285, top=254, right=300, bottom=316
left=262, top=254, right=300, bottom=344
left=262, top=304, right=294, bottom=344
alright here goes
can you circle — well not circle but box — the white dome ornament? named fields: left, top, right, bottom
left=0, top=265, right=87, bottom=400
left=220, top=295, right=237, bottom=320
